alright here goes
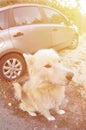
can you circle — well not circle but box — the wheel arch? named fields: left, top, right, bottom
left=0, top=48, right=25, bottom=59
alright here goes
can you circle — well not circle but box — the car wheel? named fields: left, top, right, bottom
left=69, top=35, right=78, bottom=49
left=0, top=53, right=27, bottom=81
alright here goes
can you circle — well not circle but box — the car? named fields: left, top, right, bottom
left=0, top=3, right=78, bottom=81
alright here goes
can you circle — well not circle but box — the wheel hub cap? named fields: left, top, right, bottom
left=3, top=58, right=22, bottom=79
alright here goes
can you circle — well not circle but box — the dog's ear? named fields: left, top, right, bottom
left=23, top=54, right=35, bottom=75
left=23, top=54, right=34, bottom=66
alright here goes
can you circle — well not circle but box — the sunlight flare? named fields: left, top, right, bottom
left=79, top=0, right=86, bottom=14
left=57, top=0, right=77, bottom=8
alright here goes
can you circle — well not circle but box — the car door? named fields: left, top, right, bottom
left=9, top=6, right=52, bottom=54
left=43, top=7, right=74, bottom=49
left=0, top=9, right=13, bottom=53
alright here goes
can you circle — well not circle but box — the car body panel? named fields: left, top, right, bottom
left=9, top=24, right=52, bottom=53
left=51, top=24, right=75, bottom=46
left=0, top=30, right=13, bottom=53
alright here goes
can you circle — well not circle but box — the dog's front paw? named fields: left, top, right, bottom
left=28, top=111, right=37, bottom=117
left=57, top=109, right=65, bottom=115
left=19, top=103, right=26, bottom=111
left=47, top=115, right=55, bottom=121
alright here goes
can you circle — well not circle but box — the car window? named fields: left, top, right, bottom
left=43, top=7, right=68, bottom=25
left=0, top=11, right=7, bottom=30
left=13, top=6, right=43, bottom=26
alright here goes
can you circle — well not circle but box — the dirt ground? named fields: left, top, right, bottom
left=0, top=34, right=86, bottom=130
left=59, top=34, right=86, bottom=88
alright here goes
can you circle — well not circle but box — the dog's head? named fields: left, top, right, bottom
left=24, top=49, right=74, bottom=86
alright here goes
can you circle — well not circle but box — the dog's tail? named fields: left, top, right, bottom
left=13, top=82, right=22, bottom=101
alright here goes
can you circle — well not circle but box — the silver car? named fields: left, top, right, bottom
left=0, top=4, right=78, bottom=81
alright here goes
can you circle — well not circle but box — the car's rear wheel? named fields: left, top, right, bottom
left=0, top=53, right=27, bottom=81
left=69, top=35, right=78, bottom=49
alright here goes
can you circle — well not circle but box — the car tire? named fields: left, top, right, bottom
left=69, top=35, right=78, bottom=49
left=0, top=53, right=27, bottom=81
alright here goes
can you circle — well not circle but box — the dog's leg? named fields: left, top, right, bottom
left=13, top=82, right=22, bottom=100
left=19, top=102, right=37, bottom=116
left=40, top=110, right=55, bottom=121
left=27, top=111, right=37, bottom=117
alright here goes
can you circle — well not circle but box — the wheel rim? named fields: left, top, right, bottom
left=72, top=37, right=78, bottom=48
left=3, top=58, right=22, bottom=79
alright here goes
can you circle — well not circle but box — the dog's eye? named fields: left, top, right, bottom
left=44, top=64, right=51, bottom=68
left=58, top=60, right=61, bottom=63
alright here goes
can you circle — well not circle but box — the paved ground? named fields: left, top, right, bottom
left=0, top=34, right=86, bottom=130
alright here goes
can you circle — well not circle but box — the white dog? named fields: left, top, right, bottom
left=13, top=49, right=74, bottom=121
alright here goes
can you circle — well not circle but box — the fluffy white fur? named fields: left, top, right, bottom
left=13, top=49, right=74, bottom=121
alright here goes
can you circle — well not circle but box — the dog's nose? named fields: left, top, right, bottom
left=66, top=72, right=74, bottom=81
